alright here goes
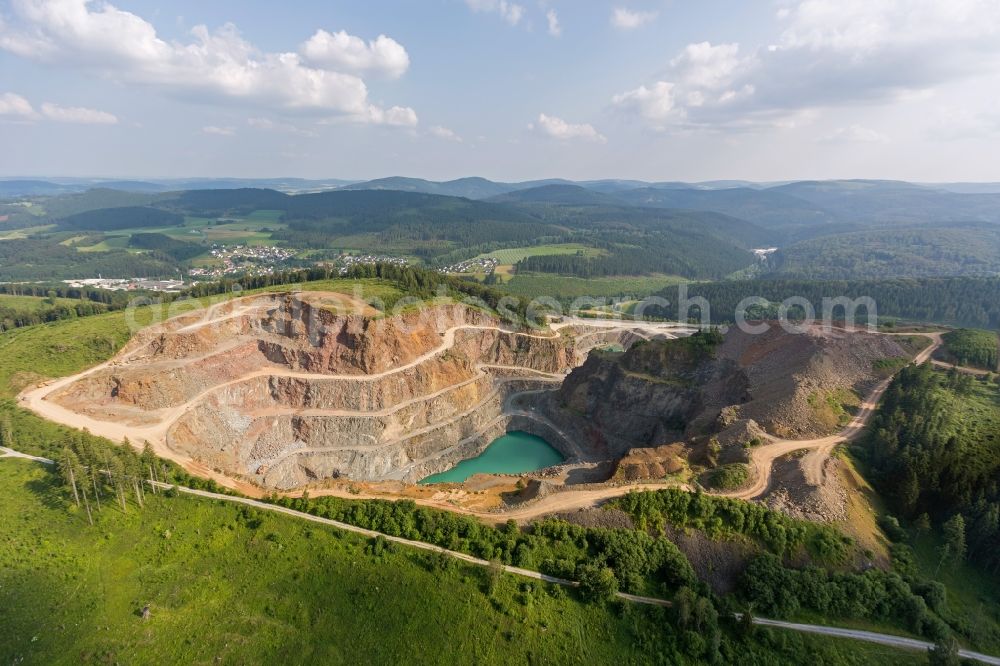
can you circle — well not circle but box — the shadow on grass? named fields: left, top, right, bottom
left=24, top=475, right=66, bottom=513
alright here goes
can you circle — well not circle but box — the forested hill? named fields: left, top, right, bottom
left=859, top=364, right=1000, bottom=575
left=651, top=277, right=1000, bottom=328
left=769, top=224, right=1000, bottom=279
left=58, top=206, right=183, bottom=231
left=486, top=184, right=627, bottom=206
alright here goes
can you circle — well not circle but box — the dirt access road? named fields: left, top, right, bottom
left=719, top=331, right=943, bottom=501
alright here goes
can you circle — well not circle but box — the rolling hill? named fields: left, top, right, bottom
left=487, top=183, right=628, bottom=206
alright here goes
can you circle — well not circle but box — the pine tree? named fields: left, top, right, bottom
left=0, top=415, right=13, bottom=450
left=141, top=441, right=158, bottom=494
left=108, top=456, right=128, bottom=512
left=939, top=514, right=967, bottom=569
left=59, top=447, right=82, bottom=507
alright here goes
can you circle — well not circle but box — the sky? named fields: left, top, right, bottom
left=1, top=0, right=1000, bottom=182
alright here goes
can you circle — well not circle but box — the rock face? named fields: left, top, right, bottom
left=48, top=292, right=657, bottom=488
left=536, top=323, right=907, bottom=458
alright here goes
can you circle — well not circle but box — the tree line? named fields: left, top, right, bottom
left=56, top=436, right=165, bottom=525
left=269, top=492, right=696, bottom=600
left=0, top=299, right=109, bottom=332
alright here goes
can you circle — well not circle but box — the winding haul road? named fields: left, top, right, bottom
left=1, top=450, right=997, bottom=665
left=719, top=331, right=944, bottom=500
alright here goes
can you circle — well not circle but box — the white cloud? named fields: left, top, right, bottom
left=778, top=0, right=1000, bottom=53
left=365, top=105, right=418, bottom=127
left=532, top=113, right=606, bottom=142
left=202, top=125, right=235, bottom=136
left=0, top=0, right=416, bottom=124
left=429, top=125, right=462, bottom=141
left=670, top=42, right=748, bottom=90
left=819, top=124, right=889, bottom=143
left=546, top=9, right=561, bottom=37
left=299, top=29, right=409, bottom=78
left=247, top=117, right=316, bottom=136
left=1, top=92, right=116, bottom=124
left=611, top=82, right=688, bottom=128
left=611, top=7, right=658, bottom=30
left=465, top=0, right=525, bottom=26
left=613, top=0, right=1000, bottom=132
left=0, top=92, right=37, bottom=120
left=40, top=102, right=117, bottom=124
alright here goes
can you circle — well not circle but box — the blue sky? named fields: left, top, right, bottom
left=2, top=0, right=999, bottom=181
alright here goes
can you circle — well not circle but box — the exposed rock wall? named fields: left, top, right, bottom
left=49, top=293, right=605, bottom=487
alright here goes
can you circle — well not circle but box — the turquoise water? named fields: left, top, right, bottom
left=419, top=431, right=565, bottom=484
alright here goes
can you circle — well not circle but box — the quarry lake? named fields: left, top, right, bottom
left=419, top=431, right=564, bottom=484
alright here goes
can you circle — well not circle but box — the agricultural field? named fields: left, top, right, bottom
left=473, top=244, right=605, bottom=278
left=74, top=235, right=134, bottom=252
left=473, top=243, right=604, bottom=264
left=0, top=224, right=55, bottom=240
left=499, top=273, right=688, bottom=300
left=74, top=215, right=289, bottom=253
left=0, top=293, right=83, bottom=311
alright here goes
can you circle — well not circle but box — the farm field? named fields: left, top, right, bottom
left=472, top=243, right=605, bottom=264
left=474, top=244, right=605, bottom=278
left=0, top=293, right=84, bottom=310
left=0, top=224, right=56, bottom=240
left=77, top=215, right=288, bottom=251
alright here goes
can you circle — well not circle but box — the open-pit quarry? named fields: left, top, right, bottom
left=20, top=292, right=692, bottom=491
left=20, top=290, right=940, bottom=527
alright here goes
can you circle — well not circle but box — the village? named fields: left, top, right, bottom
left=186, top=244, right=296, bottom=279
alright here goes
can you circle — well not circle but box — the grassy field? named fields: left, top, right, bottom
left=910, top=530, right=1000, bottom=653
left=75, top=235, right=134, bottom=252
left=0, top=459, right=925, bottom=665
left=69, top=213, right=290, bottom=256
left=0, top=302, right=194, bottom=399
left=499, top=273, right=687, bottom=300
left=473, top=244, right=605, bottom=279
left=259, top=278, right=407, bottom=311
left=472, top=244, right=604, bottom=265
left=0, top=459, right=656, bottom=664
left=0, top=224, right=56, bottom=240
left=0, top=294, right=83, bottom=310
left=245, top=209, right=285, bottom=223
